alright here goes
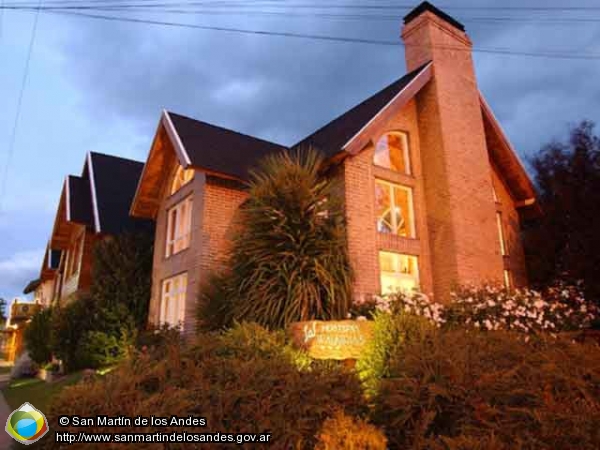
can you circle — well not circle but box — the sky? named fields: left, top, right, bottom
left=0, top=0, right=599, bottom=303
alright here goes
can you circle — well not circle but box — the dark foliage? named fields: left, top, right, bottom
left=90, top=231, right=154, bottom=329
left=23, top=308, right=53, bottom=365
left=525, top=120, right=600, bottom=305
left=47, top=323, right=367, bottom=450
left=199, top=149, right=353, bottom=330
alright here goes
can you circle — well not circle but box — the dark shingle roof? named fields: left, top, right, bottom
left=293, top=63, right=429, bottom=158
left=89, top=152, right=154, bottom=235
left=23, top=279, right=41, bottom=294
left=67, top=175, right=93, bottom=226
left=168, top=112, right=287, bottom=180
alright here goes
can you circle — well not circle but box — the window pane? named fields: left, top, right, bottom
left=379, top=251, right=419, bottom=295
left=496, top=212, right=507, bottom=256
left=375, top=181, right=393, bottom=233
left=373, top=133, right=410, bottom=174
left=170, top=166, right=194, bottom=195
left=375, top=180, right=415, bottom=238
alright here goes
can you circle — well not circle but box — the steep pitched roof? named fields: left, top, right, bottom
left=88, top=152, right=154, bottom=235
left=66, top=175, right=93, bottom=226
left=167, top=112, right=287, bottom=180
left=293, top=62, right=431, bottom=158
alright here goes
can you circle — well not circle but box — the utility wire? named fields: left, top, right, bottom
left=4, top=4, right=600, bottom=25
left=0, top=0, right=42, bottom=212
left=33, top=8, right=600, bottom=60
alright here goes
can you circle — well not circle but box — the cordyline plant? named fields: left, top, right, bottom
left=200, top=148, right=353, bottom=330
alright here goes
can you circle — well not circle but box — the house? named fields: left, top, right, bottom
left=131, top=1, right=539, bottom=332
left=44, top=151, right=153, bottom=304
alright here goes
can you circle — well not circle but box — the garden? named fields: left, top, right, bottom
left=16, top=146, right=600, bottom=449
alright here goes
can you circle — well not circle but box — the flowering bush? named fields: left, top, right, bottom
left=351, top=280, right=597, bottom=335
left=446, top=281, right=597, bottom=334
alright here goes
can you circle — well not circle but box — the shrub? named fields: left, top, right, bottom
left=48, top=323, right=367, bottom=449
left=50, top=297, right=133, bottom=371
left=373, top=329, right=600, bottom=449
left=356, top=309, right=433, bottom=396
left=200, top=149, right=353, bottom=330
left=447, top=281, right=598, bottom=333
left=315, top=411, right=387, bottom=450
left=23, top=307, right=53, bottom=365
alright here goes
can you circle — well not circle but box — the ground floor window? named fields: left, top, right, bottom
left=379, top=251, right=419, bottom=295
left=160, top=272, right=187, bottom=328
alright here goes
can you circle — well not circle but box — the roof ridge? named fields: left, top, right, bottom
left=167, top=111, right=287, bottom=149
left=89, top=150, right=144, bottom=165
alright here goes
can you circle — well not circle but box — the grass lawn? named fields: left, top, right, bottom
left=2, top=372, right=83, bottom=412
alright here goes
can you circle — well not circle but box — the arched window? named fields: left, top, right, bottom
left=373, top=132, right=411, bottom=174
left=170, top=165, right=194, bottom=195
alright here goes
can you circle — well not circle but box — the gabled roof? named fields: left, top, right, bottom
left=23, top=279, right=41, bottom=295
left=167, top=112, right=287, bottom=180
left=293, top=62, right=431, bottom=158
left=88, top=152, right=153, bottom=235
left=66, top=175, right=93, bottom=226
left=49, top=152, right=153, bottom=250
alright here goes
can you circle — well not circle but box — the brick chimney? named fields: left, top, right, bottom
left=401, top=2, right=503, bottom=299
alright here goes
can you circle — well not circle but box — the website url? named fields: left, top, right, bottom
left=55, top=430, right=272, bottom=445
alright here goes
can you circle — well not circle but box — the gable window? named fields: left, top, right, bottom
left=375, top=179, right=415, bottom=238
left=379, top=251, right=419, bottom=294
left=67, top=234, right=84, bottom=279
left=166, top=196, right=193, bottom=257
left=170, top=165, right=194, bottom=195
left=373, top=132, right=411, bottom=175
left=160, top=273, right=187, bottom=328
left=496, top=212, right=508, bottom=256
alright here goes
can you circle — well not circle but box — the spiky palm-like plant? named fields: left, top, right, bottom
left=225, top=148, right=353, bottom=329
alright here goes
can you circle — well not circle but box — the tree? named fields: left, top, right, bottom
left=199, top=149, right=353, bottom=330
left=525, top=120, right=600, bottom=305
left=90, top=231, right=154, bottom=329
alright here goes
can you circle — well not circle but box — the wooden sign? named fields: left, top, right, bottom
left=289, top=320, right=374, bottom=360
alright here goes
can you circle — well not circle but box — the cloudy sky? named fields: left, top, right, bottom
left=0, top=0, right=598, bottom=304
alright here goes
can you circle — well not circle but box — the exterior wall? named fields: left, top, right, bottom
left=491, top=165, right=528, bottom=287
left=148, top=163, right=206, bottom=334
left=401, top=11, right=504, bottom=301
left=59, top=225, right=96, bottom=301
left=343, top=99, right=434, bottom=301
left=36, top=279, right=56, bottom=307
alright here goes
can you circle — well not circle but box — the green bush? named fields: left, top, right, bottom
left=23, top=308, right=53, bottom=365
left=356, top=310, right=433, bottom=395
left=200, top=149, right=353, bottom=330
left=48, top=323, right=367, bottom=449
left=372, top=329, right=600, bottom=449
left=50, top=297, right=132, bottom=372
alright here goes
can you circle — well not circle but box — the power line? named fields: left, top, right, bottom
left=0, top=0, right=43, bottom=212
left=5, top=4, right=600, bottom=26
left=32, top=8, right=600, bottom=60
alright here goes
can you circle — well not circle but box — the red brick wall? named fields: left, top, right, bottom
left=343, top=99, right=434, bottom=301
left=491, top=165, right=529, bottom=287
left=402, top=11, right=504, bottom=301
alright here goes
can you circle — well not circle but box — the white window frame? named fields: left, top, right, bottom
left=503, top=269, right=512, bottom=290
left=373, top=132, right=412, bottom=175
left=160, top=273, right=187, bottom=328
left=379, top=251, right=420, bottom=295
left=375, top=179, right=416, bottom=238
left=496, top=212, right=508, bottom=256
left=165, top=196, right=193, bottom=257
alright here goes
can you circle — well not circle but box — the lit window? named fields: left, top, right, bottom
left=503, top=269, right=512, bottom=290
left=379, top=251, right=419, bottom=294
left=375, top=180, right=415, bottom=238
left=160, top=273, right=187, bottom=328
left=170, top=165, right=194, bottom=195
left=373, top=132, right=411, bottom=174
left=496, top=212, right=507, bottom=256
left=166, top=197, right=193, bottom=257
